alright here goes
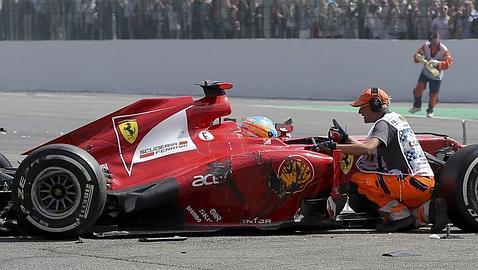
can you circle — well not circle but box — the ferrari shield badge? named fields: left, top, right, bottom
left=113, top=108, right=197, bottom=176
left=119, top=119, right=138, bottom=144
left=340, top=154, right=354, bottom=174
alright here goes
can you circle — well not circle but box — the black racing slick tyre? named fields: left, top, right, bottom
left=438, top=144, right=478, bottom=232
left=11, top=144, right=107, bottom=238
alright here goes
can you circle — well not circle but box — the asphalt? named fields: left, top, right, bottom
left=0, top=92, right=477, bottom=270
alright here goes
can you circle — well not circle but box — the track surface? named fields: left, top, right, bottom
left=1, top=92, right=477, bottom=269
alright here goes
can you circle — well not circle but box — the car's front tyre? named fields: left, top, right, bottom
left=439, top=144, right=478, bottom=232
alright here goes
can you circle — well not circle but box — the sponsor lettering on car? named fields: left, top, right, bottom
left=198, top=130, right=214, bottom=141
left=186, top=205, right=201, bottom=223
left=139, top=141, right=190, bottom=159
left=191, top=173, right=223, bottom=187
left=241, top=218, right=272, bottom=224
left=186, top=206, right=222, bottom=223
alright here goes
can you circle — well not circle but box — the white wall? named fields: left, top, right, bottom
left=0, top=39, right=476, bottom=102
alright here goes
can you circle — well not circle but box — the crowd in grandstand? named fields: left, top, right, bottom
left=0, top=0, right=477, bottom=40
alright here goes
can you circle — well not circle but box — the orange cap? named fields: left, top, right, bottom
left=350, top=88, right=390, bottom=107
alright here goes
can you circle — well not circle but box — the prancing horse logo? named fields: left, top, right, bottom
left=119, top=119, right=138, bottom=144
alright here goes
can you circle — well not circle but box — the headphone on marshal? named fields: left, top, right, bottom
left=369, top=87, right=383, bottom=112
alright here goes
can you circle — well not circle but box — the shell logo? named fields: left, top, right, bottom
left=278, top=155, right=314, bottom=193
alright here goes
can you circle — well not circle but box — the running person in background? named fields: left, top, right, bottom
left=409, top=32, right=453, bottom=118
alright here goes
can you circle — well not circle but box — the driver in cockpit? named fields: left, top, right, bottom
left=240, top=116, right=278, bottom=138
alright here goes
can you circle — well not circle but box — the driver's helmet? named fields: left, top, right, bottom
left=241, top=116, right=278, bottom=138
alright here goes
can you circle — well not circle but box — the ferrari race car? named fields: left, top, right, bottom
left=0, top=81, right=477, bottom=238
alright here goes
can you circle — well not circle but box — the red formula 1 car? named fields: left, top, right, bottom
left=0, top=81, right=477, bottom=238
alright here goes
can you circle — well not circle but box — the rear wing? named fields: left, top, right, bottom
left=197, top=80, right=233, bottom=97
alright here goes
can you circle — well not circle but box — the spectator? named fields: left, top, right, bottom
left=309, top=0, right=320, bottom=38
left=66, top=0, right=82, bottom=39
left=142, top=0, right=157, bottom=39
left=23, top=0, right=34, bottom=40
left=191, top=0, right=204, bottom=38
left=364, top=2, right=383, bottom=39
left=285, top=0, right=297, bottom=38
left=316, top=0, right=328, bottom=38
left=297, top=0, right=312, bottom=39
left=357, top=0, right=368, bottom=38
left=254, top=0, right=264, bottom=38
left=158, top=0, right=171, bottom=38
left=237, top=0, right=252, bottom=38
left=0, top=0, right=478, bottom=40
left=342, top=0, right=359, bottom=39
left=328, top=1, right=345, bottom=38
left=449, top=1, right=467, bottom=39
left=224, top=0, right=241, bottom=39
left=431, top=4, right=449, bottom=39
left=382, top=0, right=407, bottom=39
left=180, top=0, right=192, bottom=38
left=222, top=0, right=236, bottom=38
left=167, top=1, right=180, bottom=39
left=235, top=0, right=252, bottom=38
left=83, top=0, right=98, bottom=39
left=458, top=0, right=478, bottom=38
left=406, top=0, right=420, bottom=39
left=209, top=0, right=221, bottom=38
left=131, top=0, right=144, bottom=39
left=32, top=0, right=49, bottom=40
left=47, top=0, right=66, bottom=40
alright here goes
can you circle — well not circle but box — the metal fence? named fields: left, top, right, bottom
left=1, top=0, right=477, bottom=41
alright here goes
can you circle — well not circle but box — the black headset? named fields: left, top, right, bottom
left=369, top=87, right=383, bottom=112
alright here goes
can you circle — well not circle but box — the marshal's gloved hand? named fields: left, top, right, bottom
left=312, top=141, right=337, bottom=152
left=328, top=127, right=342, bottom=142
left=415, top=53, right=426, bottom=64
left=429, top=59, right=440, bottom=67
left=332, top=119, right=349, bottom=143
left=426, top=61, right=440, bottom=77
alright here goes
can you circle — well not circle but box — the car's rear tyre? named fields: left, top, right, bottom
left=11, top=144, right=106, bottom=238
left=438, top=144, right=478, bottom=232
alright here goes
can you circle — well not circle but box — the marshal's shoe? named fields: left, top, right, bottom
left=409, top=107, right=421, bottom=113
left=430, top=198, right=449, bottom=233
left=376, top=216, right=415, bottom=233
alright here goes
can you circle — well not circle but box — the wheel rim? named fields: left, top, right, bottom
left=471, top=164, right=478, bottom=204
left=463, top=157, right=478, bottom=207
left=31, top=167, right=82, bottom=220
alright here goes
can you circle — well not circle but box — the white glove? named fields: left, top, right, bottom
left=426, top=62, right=440, bottom=77
left=415, top=54, right=426, bottom=64
left=430, top=59, right=440, bottom=67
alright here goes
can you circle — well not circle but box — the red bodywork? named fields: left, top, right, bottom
left=24, top=83, right=463, bottom=230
